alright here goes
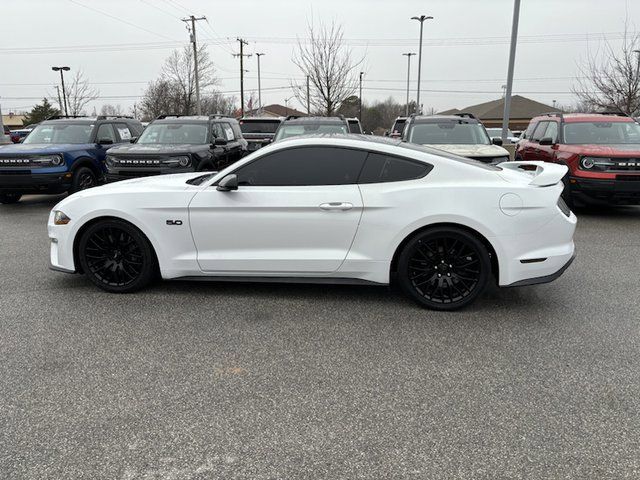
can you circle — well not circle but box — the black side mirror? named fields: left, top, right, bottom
left=214, top=138, right=228, bottom=146
left=129, top=137, right=138, bottom=143
left=491, top=137, right=503, bottom=146
left=98, top=138, right=113, bottom=145
left=216, top=174, right=238, bottom=192
left=539, top=137, right=554, bottom=146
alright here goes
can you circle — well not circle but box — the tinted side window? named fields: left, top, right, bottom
left=222, top=123, right=235, bottom=141
left=359, top=153, right=432, bottom=184
left=523, top=121, right=538, bottom=139
left=211, top=123, right=225, bottom=140
left=115, top=123, right=133, bottom=141
left=96, top=124, right=117, bottom=142
left=234, top=147, right=367, bottom=186
left=531, top=121, right=549, bottom=142
left=545, top=121, right=558, bottom=142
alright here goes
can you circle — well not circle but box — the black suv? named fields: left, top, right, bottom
left=105, top=115, right=247, bottom=182
left=0, top=115, right=143, bottom=203
left=239, top=117, right=284, bottom=152
left=273, top=115, right=349, bottom=142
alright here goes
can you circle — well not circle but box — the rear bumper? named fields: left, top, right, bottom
left=569, top=176, right=640, bottom=205
left=0, top=172, right=72, bottom=194
left=505, top=252, right=575, bottom=287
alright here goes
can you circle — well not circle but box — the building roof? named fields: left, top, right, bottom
left=244, top=104, right=307, bottom=118
left=2, top=114, right=26, bottom=128
left=439, top=95, right=558, bottom=120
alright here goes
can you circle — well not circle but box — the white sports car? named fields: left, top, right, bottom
left=48, top=135, right=576, bottom=310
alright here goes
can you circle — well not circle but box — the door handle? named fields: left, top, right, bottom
left=319, top=202, right=353, bottom=211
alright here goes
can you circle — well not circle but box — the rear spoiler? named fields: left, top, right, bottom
left=498, top=161, right=568, bottom=187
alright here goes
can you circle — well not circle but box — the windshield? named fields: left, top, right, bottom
left=274, top=124, right=348, bottom=141
left=486, top=128, right=514, bottom=138
left=240, top=120, right=280, bottom=134
left=563, top=121, right=640, bottom=144
left=408, top=122, right=491, bottom=145
left=23, top=123, right=93, bottom=144
left=137, top=123, right=209, bottom=145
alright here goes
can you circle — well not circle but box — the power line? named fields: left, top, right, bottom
left=138, top=0, right=180, bottom=20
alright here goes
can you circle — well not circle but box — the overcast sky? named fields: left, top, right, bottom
left=1, top=0, right=638, bottom=116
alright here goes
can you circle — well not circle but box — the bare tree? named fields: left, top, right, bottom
left=162, top=45, right=217, bottom=115
left=99, top=104, right=123, bottom=116
left=573, top=25, right=640, bottom=115
left=201, top=93, right=238, bottom=116
left=139, top=79, right=184, bottom=120
left=63, top=71, right=99, bottom=116
left=291, top=21, right=363, bottom=116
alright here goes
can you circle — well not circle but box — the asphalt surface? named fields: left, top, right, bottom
left=1, top=194, right=640, bottom=479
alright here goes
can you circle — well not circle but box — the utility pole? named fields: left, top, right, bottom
left=255, top=53, right=265, bottom=115
left=284, top=96, right=294, bottom=116
left=51, top=66, right=70, bottom=116
left=306, top=75, right=310, bottom=115
left=233, top=38, right=251, bottom=117
left=359, top=71, right=364, bottom=121
left=411, top=15, right=433, bottom=115
left=402, top=53, right=416, bottom=116
left=54, top=85, right=63, bottom=114
left=181, top=15, right=206, bottom=115
left=501, top=0, right=521, bottom=141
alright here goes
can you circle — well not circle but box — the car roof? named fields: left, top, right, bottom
left=282, top=116, right=345, bottom=124
left=531, top=113, right=636, bottom=123
left=240, top=117, right=284, bottom=121
left=410, top=115, right=480, bottom=124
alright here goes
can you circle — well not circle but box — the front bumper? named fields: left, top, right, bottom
left=569, top=175, right=640, bottom=205
left=0, top=171, right=73, bottom=194
left=105, top=167, right=194, bottom=182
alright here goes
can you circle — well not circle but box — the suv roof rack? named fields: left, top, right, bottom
left=46, top=114, right=87, bottom=120
left=284, top=114, right=346, bottom=121
left=452, top=112, right=478, bottom=119
left=540, top=112, right=563, bottom=118
left=95, top=115, right=133, bottom=120
left=208, top=114, right=230, bottom=119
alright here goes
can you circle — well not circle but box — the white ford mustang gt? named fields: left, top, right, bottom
left=48, top=135, right=576, bottom=310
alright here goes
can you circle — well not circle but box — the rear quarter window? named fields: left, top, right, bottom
left=359, top=152, right=432, bottom=184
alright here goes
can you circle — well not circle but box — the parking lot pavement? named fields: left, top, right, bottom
left=1, top=195, right=640, bottom=479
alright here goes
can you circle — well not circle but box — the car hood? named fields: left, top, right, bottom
left=0, top=143, right=95, bottom=155
left=420, top=144, right=509, bottom=158
left=560, top=144, right=640, bottom=156
left=108, top=144, right=209, bottom=155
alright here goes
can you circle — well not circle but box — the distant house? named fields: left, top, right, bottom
left=243, top=104, right=307, bottom=118
left=439, top=95, right=559, bottom=130
left=2, top=113, right=26, bottom=129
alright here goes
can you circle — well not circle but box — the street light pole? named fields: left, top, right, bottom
left=411, top=15, right=433, bottom=115
left=256, top=53, right=265, bottom=115
left=51, top=66, right=70, bottom=116
left=402, top=53, right=416, bottom=116
left=359, top=71, right=364, bottom=120
left=501, top=0, right=521, bottom=142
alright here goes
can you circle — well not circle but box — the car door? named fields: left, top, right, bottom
left=222, top=122, right=241, bottom=162
left=536, top=120, right=558, bottom=163
left=93, top=123, right=118, bottom=162
left=523, top=121, right=548, bottom=161
left=188, top=146, right=367, bottom=274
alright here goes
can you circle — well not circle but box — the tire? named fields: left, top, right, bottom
left=70, top=166, right=97, bottom=194
left=78, top=219, right=158, bottom=293
left=397, top=227, right=491, bottom=311
left=0, top=193, right=22, bottom=204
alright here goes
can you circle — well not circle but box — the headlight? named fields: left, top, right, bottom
left=53, top=210, right=71, bottom=225
left=580, top=156, right=614, bottom=170
left=32, top=154, right=64, bottom=166
left=106, top=155, right=118, bottom=166
left=166, top=155, right=191, bottom=167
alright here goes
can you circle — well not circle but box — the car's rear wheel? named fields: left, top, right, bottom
left=78, top=219, right=157, bottom=293
left=397, top=227, right=491, bottom=310
left=0, top=193, right=22, bottom=204
left=70, top=167, right=97, bottom=193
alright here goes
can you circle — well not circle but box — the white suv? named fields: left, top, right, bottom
left=403, top=113, right=510, bottom=164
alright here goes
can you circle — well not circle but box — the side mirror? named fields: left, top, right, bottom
left=213, top=138, right=228, bottom=146
left=539, top=137, right=554, bottom=146
left=98, top=138, right=114, bottom=145
left=129, top=137, right=138, bottom=143
left=216, top=174, right=238, bottom=192
left=491, top=137, right=503, bottom=146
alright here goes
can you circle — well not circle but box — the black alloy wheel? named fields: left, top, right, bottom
left=398, top=227, right=491, bottom=310
left=70, top=167, right=97, bottom=193
left=78, top=219, right=157, bottom=293
left=0, top=193, right=22, bottom=204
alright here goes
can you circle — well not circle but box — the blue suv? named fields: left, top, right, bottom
left=0, top=116, right=143, bottom=204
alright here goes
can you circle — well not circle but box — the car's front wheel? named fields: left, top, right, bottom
left=78, top=219, right=158, bottom=293
left=0, top=193, right=22, bottom=204
left=397, top=227, right=491, bottom=310
left=70, top=167, right=97, bottom=194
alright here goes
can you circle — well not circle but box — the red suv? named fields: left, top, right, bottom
left=515, top=112, right=640, bottom=207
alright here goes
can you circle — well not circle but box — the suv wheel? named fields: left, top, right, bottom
left=397, top=227, right=491, bottom=311
left=78, top=219, right=158, bottom=293
left=0, top=193, right=22, bottom=204
left=70, top=167, right=97, bottom=193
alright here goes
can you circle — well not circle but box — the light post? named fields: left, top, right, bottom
left=402, top=53, right=416, bottom=116
left=501, top=0, right=521, bottom=141
left=411, top=15, right=433, bottom=115
left=256, top=53, right=265, bottom=115
left=359, top=71, right=364, bottom=120
left=51, top=66, right=70, bottom=116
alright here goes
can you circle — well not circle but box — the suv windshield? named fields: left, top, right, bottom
left=274, top=123, right=348, bottom=141
left=409, top=122, right=491, bottom=145
left=240, top=120, right=280, bottom=134
left=23, top=123, right=93, bottom=144
left=563, top=121, right=640, bottom=144
left=138, top=123, right=208, bottom=145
